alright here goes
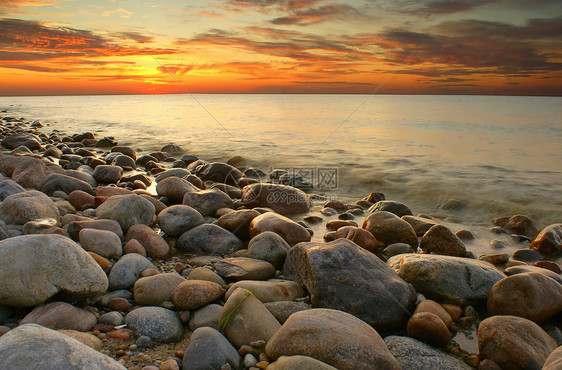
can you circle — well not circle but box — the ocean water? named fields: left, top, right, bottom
left=1, top=94, right=561, bottom=230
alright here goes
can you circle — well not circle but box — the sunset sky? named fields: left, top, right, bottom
left=0, top=0, right=561, bottom=96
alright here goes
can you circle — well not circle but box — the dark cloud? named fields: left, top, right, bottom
left=270, top=4, right=359, bottom=25
left=378, top=0, right=497, bottom=16
left=113, top=31, right=154, bottom=44
left=0, top=64, right=70, bottom=72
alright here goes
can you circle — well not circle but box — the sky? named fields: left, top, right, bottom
left=0, top=0, right=561, bottom=96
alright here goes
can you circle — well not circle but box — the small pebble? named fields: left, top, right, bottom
left=490, top=239, right=507, bottom=249
left=244, top=354, right=258, bottom=368
left=256, top=361, right=269, bottom=369
left=136, top=335, right=153, bottom=348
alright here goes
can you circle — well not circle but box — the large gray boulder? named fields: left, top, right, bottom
left=386, top=253, right=505, bottom=305
left=0, top=324, right=125, bottom=369
left=96, top=194, right=155, bottom=232
left=109, top=253, right=156, bottom=290
left=0, top=190, right=60, bottom=225
left=125, top=306, right=183, bottom=343
left=282, top=239, right=416, bottom=333
left=0, top=235, right=108, bottom=307
left=177, top=224, right=243, bottom=255
left=282, top=238, right=415, bottom=334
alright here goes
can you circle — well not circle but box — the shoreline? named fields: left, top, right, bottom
left=0, top=112, right=560, bottom=369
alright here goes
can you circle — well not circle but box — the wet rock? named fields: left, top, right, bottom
left=125, top=306, right=183, bottom=343
left=182, top=327, right=241, bottom=370
left=0, top=179, right=24, bottom=201
left=385, top=336, right=471, bottom=370
left=41, top=173, right=93, bottom=196
left=504, top=265, right=562, bottom=284
left=215, top=257, right=276, bottom=281
left=218, top=288, right=281, bottom=348
left=12, top=157, right=48, bottom=189
left=414, top=299, right=453, bottom=327
left=225, top=279, right=305, bottom=303
left=79, top=228, right=123, bottom=259
left=20, top=302, right=97, bottom=331
left=478, top=315, right=557, bottom=369
left=156, top=176, right=200, bottom=204
left=0, top=234, right=108, bottom=307
left=325, top=219, right=358, bottom=231
left=283, top=238, right=416, bottom=334
left=264, top=301, right=312, bottom=324
left=362, top=211, right=418, bottom=248
left=478, top=253, right=509, bottom=265
left=369, top=200, right=413, bottom=217
left=0, top=190, right=60, bottom=225
left=187, top=267, right=225, bottom=286
left=96, top=194, right=155, bottom=232
left=1, top=134, right=41, bottom=150
left=111, top=146, right=137, bottom=160
left=177, top=224, right=243, bottom=255
left=217, top=209, right=260, bottom=239
left=493, top=214, right=538, bottom=239
left=93, top=165, right=123, bottom=184
left=533, top=260, right=561, bottom=274
left=183, top=189, right=233, bottom=217
left=402, top=215, right=439, bottom=236
left=67, top=219, right=123, bottom=240
left=455, top=229, right=476, bottom=241
left=172, top=280, right=225, bottom=310
left=134, top=273, right=185, bottom=306
left=383, top=242, right=415, bottom=258
left=125, top=224, right=170, bottom=259
left=487, top=272, right=562, bottom=322
left=0, top=324, right=126, bottom=369
left=189, top=304, right=223, bottom=331
left=530, top=224, right=562, bottom=255
left=111, top=154, right=136, bottom=169
left=439, top=199, right=466, bottom=211
left=407, top=312, right=451, bottom=347
left=241, top=183, right=311, bottom=215
left=387, top=253, right=505, bottom=306
left=67, top=190, right=95, bottom=210
left=249, top=212, right=311, bottom=246
left=334, top=226, right=380, bottom=252
left=265, top=308, right=400, bottom=369
left=512, top=248, right=543, bottom=262
left=158, top=205, right=205, bottom=236
left=420, top=224, right=467, bottom=257
left=197, top=162, right=243, bottom=185
left=108, top=253, right=156, bottom=290
left=247, top=231, right=290, bottom=270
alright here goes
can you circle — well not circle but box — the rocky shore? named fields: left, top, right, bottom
left=0, top=113, right=560, bottom=370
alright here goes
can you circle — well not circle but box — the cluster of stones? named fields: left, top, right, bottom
left=0, top=115, right=561, bottom=370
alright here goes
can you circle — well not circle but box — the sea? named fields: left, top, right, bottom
left=1, top=94, right=561, bottom=235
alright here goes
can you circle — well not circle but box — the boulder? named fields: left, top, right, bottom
left=108, top=253, right=155, bottom=290
left=182, top=327, right=241, bottom=370
left=125, top=306, right=183, bottom=343
left=334, top=226, right=380, bottom=252
left=402, top=215, right=439, bottom=236
left=1, top=134, right=41, bottom=150
left=215, top=257, right=276, bottom=281
left=247, top=231, right=290, bottom=270
left=79, top=228, right=122, bottom=259
left=265, top=308, right=400, bottom=369
left=249, top=212, right=311, bottom=246
left=93, top=165, right=123, bottom=184
left=419, top=224, right=467, bottom=257
left=0, top=179, right=25, bottom=201
left=368, top=200, right=413, bottom=217
left=478, top=315, right=558, bottom=369
left=133, top=273, right=186, bottom=306
left=385, top=336, right=471, bottom=370
left=0, top=235, right=108, bottom=307
left=172, top=280, right=225, bottom=310
left=218, top=288, right=281, bottom=348
left=0, top=324, right=126, bottom=369
left=12, top=157, right=49, bottom=189
left=493, top=214, right=538, bottom=238
left=96, top=194, right=155, bottom=232
left=67, top=219, right=123, bottom=240
left=197, top=162, right=243, bottom=184
left=217, top=209, right=260, bottom=239
left=156, top=176, right=200, bottom=204
left=20, top=302, right=97, bottom=332
left=225, top=279, right=305, bottom=303
left=0, top=190, right=60, bottom=225
left=188, top=304, right=223, bottom=331
left=487, top=272, right=562, bottom=322
left=264, top=301, right=312, bottom=324
left=387, top=253, right=505, bottom=306
left=177, top=224, right=243, bottom=255
left=362, top=211, right=418, bottom=248
left=125, top=224, right=170, bottom=259
left=530, top=224, right=562, bottom=254
left=241, top=183, right=311, bottom=215
left=282, top=239, right=416, bottom=334
left=182, top=189, right=233, bottom=217
left=40, top=173, right=93, bottom=196
left=157, top=205, right=204, bottom=237
left=406, top=312, right=451, bottom=347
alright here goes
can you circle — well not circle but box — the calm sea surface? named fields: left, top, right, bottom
left=1, top=94, right=561, bottom=230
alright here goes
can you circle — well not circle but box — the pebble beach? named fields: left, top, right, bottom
left=0, top=112, right=561, bottom=370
